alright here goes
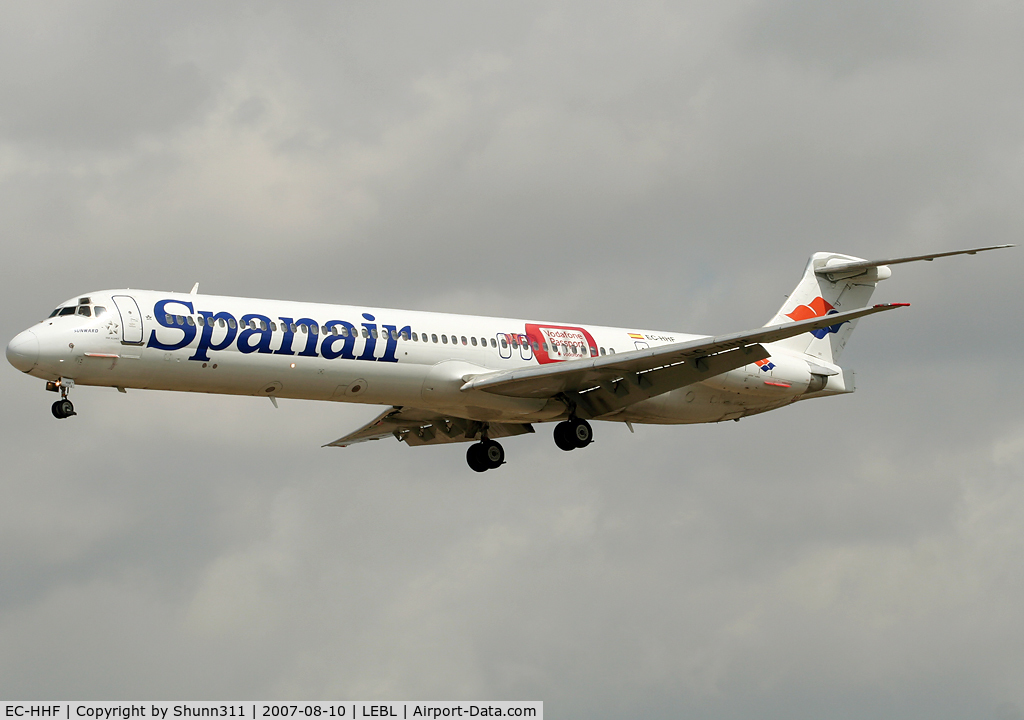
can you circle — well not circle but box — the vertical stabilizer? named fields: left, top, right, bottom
left=767, top=252, right=891, bottom=363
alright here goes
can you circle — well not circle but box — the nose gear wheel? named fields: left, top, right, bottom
left=51, top=399, right=75, bottom=419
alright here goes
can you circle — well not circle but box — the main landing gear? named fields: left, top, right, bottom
left=467, top=439, right=505, bottom=473
left=48, top=379, right=76, bottom=419
left=553, top=417, right=593, bottom=451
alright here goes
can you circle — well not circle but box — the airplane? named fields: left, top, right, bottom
left=5, top=246, right=1012, bottom=472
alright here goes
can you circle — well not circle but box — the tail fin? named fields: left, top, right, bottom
left=767, top=252, right=891, bottom=363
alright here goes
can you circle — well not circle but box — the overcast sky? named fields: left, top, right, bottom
left=2, top=2, right=1023, bottom=717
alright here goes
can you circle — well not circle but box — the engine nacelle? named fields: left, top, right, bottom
left=700, top=352, right=824, bottom=398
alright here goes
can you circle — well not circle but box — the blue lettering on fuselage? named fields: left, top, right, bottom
left=149, top=299, right=196, bottom=350
left=146, top=300, right=408, bottom=365
left=191, top=311, right=237, bottom=361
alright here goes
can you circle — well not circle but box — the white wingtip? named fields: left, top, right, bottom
left=190, top=282, right=200, bottom=295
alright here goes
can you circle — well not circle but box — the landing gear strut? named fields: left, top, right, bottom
left=553, top=417, right=593, bottom=451
left=467, top=439, right=505, bottom=472
left=49, top=379, right=76, bottom=419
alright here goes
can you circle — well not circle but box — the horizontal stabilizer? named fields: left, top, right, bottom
left=815, top=244, right=1013, bottom=280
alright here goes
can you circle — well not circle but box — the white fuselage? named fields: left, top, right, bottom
left=7, top=289, right=847, bottom=426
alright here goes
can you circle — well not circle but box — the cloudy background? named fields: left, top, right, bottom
left=2, top=1, right=1023, bottom=716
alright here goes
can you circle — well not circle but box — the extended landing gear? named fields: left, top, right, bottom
left=48, top=378, right=76, bottom=419
left=51, top=399, right=75, bottom=419
left=467, top=439, right=505, bottom=473
left=553, top=418, right=593, bottom=451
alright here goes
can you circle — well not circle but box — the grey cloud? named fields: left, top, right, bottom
left=0, top=2, right=212, bottom=150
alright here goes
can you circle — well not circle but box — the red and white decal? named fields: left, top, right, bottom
left=525, top=324, right=598, bottom=364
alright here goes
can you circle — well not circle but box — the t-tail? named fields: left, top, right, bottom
left=767, top=245, right=1013, bottom=365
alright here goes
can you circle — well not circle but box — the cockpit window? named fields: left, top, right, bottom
left=78, top=297, right=91, bottom=304
left=49, top=308, right=61, bottom=318
left=77, top=306, right=92, bottom=317
left=94, top=306, right=106, bottom=316
left=59, top=307, right=76, bottom=316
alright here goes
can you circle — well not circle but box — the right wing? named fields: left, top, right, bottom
left=324, top=406, right=534, bottom=448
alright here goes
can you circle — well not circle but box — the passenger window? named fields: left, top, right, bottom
left=176, top=316, right=184, bottom=326
left=401, top=331, right=409, bottom=340
left=412, top=332, right=418, bottom=341
left=49, top=308, right=61, bottom=318
left=77, top=306, right=91, bottom=317
left=431, top=334, right=438, bottom=343
left=228, top=318, right=237, bottom=329
left=532, top=341, right=539, bottom=351
left=299, top=324, right=307, bottom=334
left=490, top=338, right=496, bottom=348
left=461, top=336, right=467, bottom=345
left=187, top=316, right=195, bottom=326
left=311, top=325, right=318, bottom=335
left=501, top=338, right=508, bottom=348
left=270, top=322, right=277, bottom=331
left=511, top=338, right=518, bottom=349
left=600, top=347, right=605, bottom=355
left=441, top=335, right=448, bottom=344
left=197, top=316, right=205, bottom=327
left=340, top=327, right=349, bottom=337
left=471, top=337, right=477, bottom=346
left=219, top=318, right=226, bottom=328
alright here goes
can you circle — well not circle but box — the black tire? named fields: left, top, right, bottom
left=482, top=440, right=504, bottom=469
left=466, top=443, right=489, bottom=472
left=570, top=418, right=593, bottom=448
left=553, top=421, right=576, bottom=451
left=51, top=400, right=64, bottom=419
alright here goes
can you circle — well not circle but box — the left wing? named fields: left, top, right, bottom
left=461, top=303, right=908, bottom=418
left=324, top=407, right=534, bottom=448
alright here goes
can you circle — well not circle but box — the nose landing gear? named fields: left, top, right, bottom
left=52, top=399, right=75, bottom=419
left=553, top=417, right=593, bottom=451
left=48, top=378, right=76, bottom=419
left=467, top=439, right=505, bottom=472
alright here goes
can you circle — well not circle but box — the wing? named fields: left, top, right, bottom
left=324, top=406, right=534, bottom=448
left=461, top=303, right=909, bottom=418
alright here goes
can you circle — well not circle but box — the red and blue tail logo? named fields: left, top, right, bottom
left=786, top=297, right=847, bottom=339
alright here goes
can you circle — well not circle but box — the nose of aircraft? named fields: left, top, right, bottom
left=6, top=329, right=39, bottom=372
